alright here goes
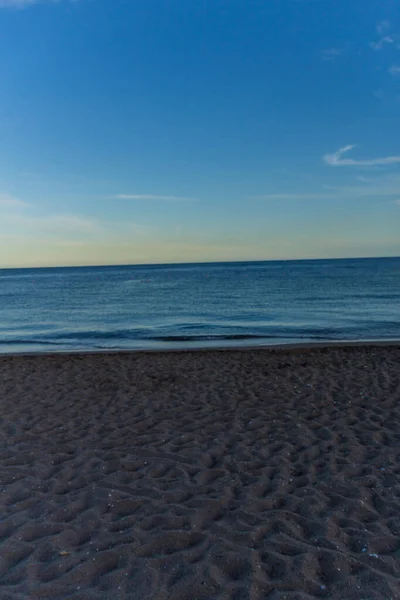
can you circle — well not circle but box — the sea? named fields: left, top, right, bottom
left=0, top=257, right=399, bottom=354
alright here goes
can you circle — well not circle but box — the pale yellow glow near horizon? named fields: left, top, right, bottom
left=0, top=235, right=398, bottom=268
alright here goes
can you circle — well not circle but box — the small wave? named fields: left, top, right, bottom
left=0, top=338, right=73, bottom=347
left=153, top=334, right=271, bottom=342
left=152, top=333, right=338, bottom=342
left=0, top=321, right=399, bottom=350
left=0, top=331, right=338, bottom=348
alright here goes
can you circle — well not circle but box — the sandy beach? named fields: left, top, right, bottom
left=0, top=344, right=399, bottom=599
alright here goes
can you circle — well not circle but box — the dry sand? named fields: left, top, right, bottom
left=0, top=345, right=399, bottom=600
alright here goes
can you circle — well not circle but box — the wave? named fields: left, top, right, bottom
left=0, top=320, right=399, bottom=350
left=151, top=331, right=339, bottom=342
left=0, top=331, right=359, bottom=348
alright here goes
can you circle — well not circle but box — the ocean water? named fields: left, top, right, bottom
left=0, top=257, right=399, bottom=354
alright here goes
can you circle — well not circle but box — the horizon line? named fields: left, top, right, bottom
left=0, top=255, right=399, bottom=270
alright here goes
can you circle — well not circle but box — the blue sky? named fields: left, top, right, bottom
left=0, top=0, right=399, bottom=267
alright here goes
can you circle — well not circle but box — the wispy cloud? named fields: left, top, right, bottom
left=369, top=20, right=400, bottom=89
left=321, top=48, right=343, bottom=61
left=388, top=65, right=400, bottom=77
left=370, top=36, right=394, bottom=51
left=373, top=89, right=385, bottom=99
left=326, top=179, right=400, bottom=198
left=113, top=194, right=194, bottom=202
left=0, top=193, right=101, bottom=236
left=126, top=223, right=156, bottom=235
left=0, top=193, right=153, bottom=241
left=257, top=193, right=334, bottom=201
left=377, top=20, right=390, bottom=35
left=0, top=0, right=35, bottom=6
left=0, top=193, right=30, bottom=207
left=323, top=145, right=400, bottom=167
left=0, top=0, right=73, bottom=8
left=257, top=173, right=400, bottom=202
left=0, top=213, right=102, bottom=236
left=258, top=188, right=400, bottom=202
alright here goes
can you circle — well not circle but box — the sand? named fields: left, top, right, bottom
left=0, top=344, right=399, bottom=600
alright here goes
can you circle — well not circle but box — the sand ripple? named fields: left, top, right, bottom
left=0, top=346, right=399, bottom=599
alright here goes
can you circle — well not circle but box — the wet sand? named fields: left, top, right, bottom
left=0, top=345, right=399, bottom=599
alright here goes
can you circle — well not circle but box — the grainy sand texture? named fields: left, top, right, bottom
left=0, top=345, right=400, bottom=600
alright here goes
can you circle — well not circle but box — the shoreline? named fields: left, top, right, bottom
left=0, top=338, right=399, bottom=359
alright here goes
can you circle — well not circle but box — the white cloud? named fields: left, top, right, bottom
left=389, top=65, right=400, bottom=76
left=0, top=193, right=29, bottom=207
left=323, top=145, right=400, bottom=167
left=113, top=194, right=194, bottom=202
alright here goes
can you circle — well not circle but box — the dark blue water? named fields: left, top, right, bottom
left=0, top=258, right=399, bottom=354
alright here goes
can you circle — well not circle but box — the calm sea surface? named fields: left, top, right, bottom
left=0, top=258, right=399, bottom=354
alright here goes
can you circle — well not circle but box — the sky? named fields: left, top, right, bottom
left=0, top=0, right=399, bottom=267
